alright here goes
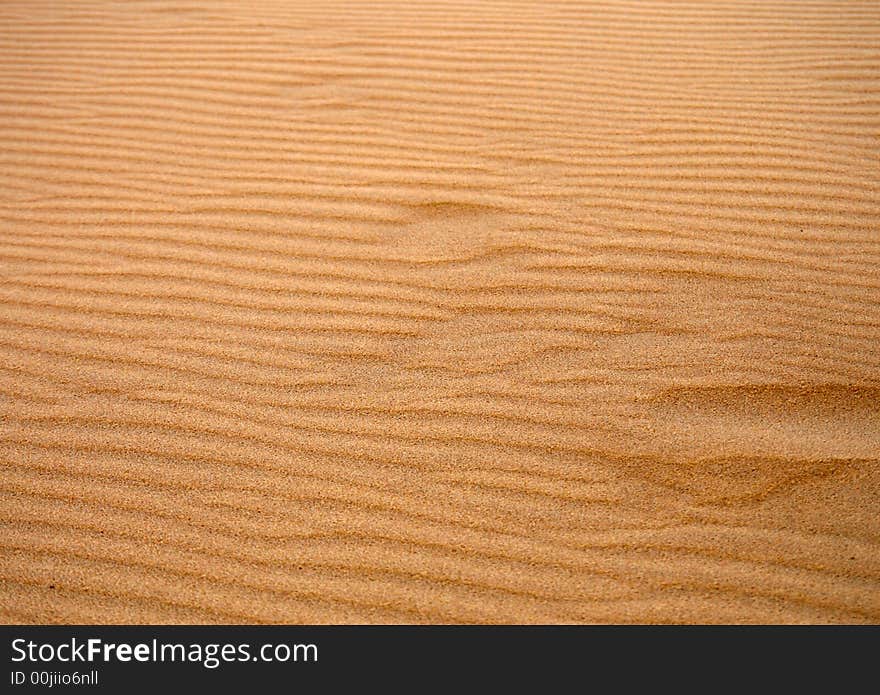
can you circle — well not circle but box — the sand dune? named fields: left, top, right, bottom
left=1, top=0, right=879, bottom=623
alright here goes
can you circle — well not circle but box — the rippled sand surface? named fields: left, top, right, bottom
left=1, top=1, right=879, bottom=623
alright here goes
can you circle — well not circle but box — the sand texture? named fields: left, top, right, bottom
left=1, top=1, right=879, bottom=624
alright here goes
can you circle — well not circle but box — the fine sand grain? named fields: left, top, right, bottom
left=1, top=1, right=879, bottom=624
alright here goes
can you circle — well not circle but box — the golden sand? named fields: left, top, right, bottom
left=1, top=1, right=878, bottom=623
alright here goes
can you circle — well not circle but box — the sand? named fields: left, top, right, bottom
left=0, top=0, right=878, bottom=624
